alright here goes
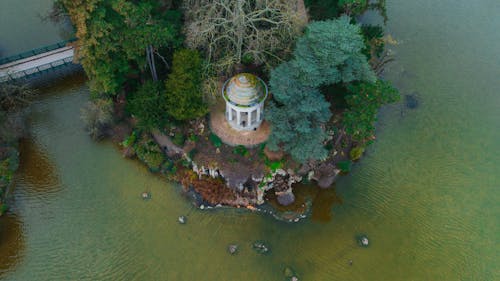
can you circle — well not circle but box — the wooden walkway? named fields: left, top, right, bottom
left=0, top=41, right=76, bottom=83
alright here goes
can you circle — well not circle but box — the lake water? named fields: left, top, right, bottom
left=0, top=0, right=498, bottom=280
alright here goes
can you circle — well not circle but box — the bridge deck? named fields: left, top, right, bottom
left=0, top=46, right=75, bottom=82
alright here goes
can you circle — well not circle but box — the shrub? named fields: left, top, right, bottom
left=350, top=146, right=365, bottom=161
left=337, top=160, right=352, bottom=173
left=233, top=145, right=249, bottom=157
left=134, top=135, right=165, bottom=172
left=81, top=98, right=113, bottom=140
left=209, top=133, right=222, bottom=148
left=164, top=49, right=207, bottom=121
left=121, top=131, right=138, bottom=148
left=126, top=81, right=166, bottom=130
left=172, top=133, right=186, bottom=147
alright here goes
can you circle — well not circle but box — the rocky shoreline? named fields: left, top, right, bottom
left=115, top=122, right=352, bottom=222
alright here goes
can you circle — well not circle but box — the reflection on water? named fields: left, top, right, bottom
left=311, top=187, right=342, bottom=222
left=17, top=139, right=60, bottom=194
left=0, top=214, right=24, bottom=277
left=265, top=183, right=342, bottom=222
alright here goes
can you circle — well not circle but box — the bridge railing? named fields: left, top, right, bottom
left=0, top=38, right=77, bottom=65
left=0, top=56, right=75, bottom=83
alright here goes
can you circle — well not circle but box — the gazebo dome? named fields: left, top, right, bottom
left=224, top=73, right=265, bottom=106
left=221, top=73, right=268, bottom=132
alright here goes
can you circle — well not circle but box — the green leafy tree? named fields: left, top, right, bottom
left=343, top=80, right=400, bottom=142
left=267, top=17, right=374, bottom=162
left=60, top=0, right=181, bottom=95
left=164, top=49, right=207, bottom=121
left=126, top=81, right=166, bottom=130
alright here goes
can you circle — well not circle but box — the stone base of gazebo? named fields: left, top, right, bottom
left=210, top=102, right=270, bottom=147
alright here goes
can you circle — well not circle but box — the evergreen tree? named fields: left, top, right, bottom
left=126, top=81, right=165, bottom=130
left=267, top=16, right=374, bottom=162
left=164, top=49, right=207, bottom=121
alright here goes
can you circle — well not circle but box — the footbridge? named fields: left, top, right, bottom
left=0, top=39, right=77, bottom=83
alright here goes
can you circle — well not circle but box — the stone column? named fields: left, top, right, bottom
left=247, top=110, right=252, bottom=127
left=228, top=106, right=233, bottom=121
left=236, top=109, right=241, bottom=127
left=256, top=106, right=261, bottom=122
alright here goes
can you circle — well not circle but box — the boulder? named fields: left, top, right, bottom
left=228, top=244, right=239, bottom=255
left=178, top=215, right=187, bottom=224
left=405, top=93, right=419, bottom=109
left=252, top=241, right=270, bottom=254
left=277, top=192, right=295, bottom=206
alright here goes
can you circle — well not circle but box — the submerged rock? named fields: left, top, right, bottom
left=405, top=94, right=419, bottom=109
left=252, top=241, right=270, bottom=254
left=227, top=244, right=239, bottom=255
left=141, top=192, right=151, bottom=200
left=277, top=192, right=295, bottom=206
left=178, top=215, right=187, bottom=224
left=356, top=234, right=369, bottom=247
left=284, top=267, right=294, bottom=278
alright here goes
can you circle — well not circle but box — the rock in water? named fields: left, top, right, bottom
left=356, top=234, right=369, bottom=247
left=228, top=244, right=238, bottom=255
left=284, top=266, right=295, bottom=278
left=252, top=241, right=270, bottom=254
left=178, top=215, right=187, bottom=224
left=405, top=94, right=419, bottom=109
left=141, top=192, right=151, bottom=200
left=277, top=192, right=295, bottom=206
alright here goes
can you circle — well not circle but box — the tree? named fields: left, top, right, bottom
left=267, top=17, right=375, bottom=162
left=60, top=0, right=181, bottom=95
left=343, top=80, right=399, bottom=143
left=183, top=0, right=307, bottom=73
left=292, top=16, right=375, bottom=87
left=164, top=49, right=207, bottom=121
left=126, top=81, right=165, bottom=130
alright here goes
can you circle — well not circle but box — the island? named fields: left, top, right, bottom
left=1, top=0, right=399, bottom=221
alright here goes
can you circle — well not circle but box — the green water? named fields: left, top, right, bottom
left=1, top=0, right=499, bottom=280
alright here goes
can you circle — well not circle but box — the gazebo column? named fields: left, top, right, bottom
left=228, top=106, right=233, bottom=121
left=247, top=110, right=252, bottom=127
left=256, top=107, right=261, bottom=122
left=236, top=109, right=241, bottom=127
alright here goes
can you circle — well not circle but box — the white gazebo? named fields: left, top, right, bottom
left=222, top=73, right=268, bottom=131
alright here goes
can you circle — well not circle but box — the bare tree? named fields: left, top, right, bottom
left=183, top=0, right=308, bottom=73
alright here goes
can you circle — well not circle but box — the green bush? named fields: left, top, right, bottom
left=350, top=146, right=365, bottom=161
left=233, top=145, right=249, bottom=157
left=172, top=133, right=186, bottom=147
left=126, top=81, right=166, bottom=130
left=209, top=133, right=222, bottom=148
left=164, top=49, right=207, bottom=121
left=337, top=160, right=352, bottom=173
left=134, top=135, right=165, bottom=171
left=188, top=148, right=198, bottom=159
left=265, top=158, right=284, bottom=172
left=188, top=133, right=199, bottom=142
left=121, top=131, right=137, bottom=147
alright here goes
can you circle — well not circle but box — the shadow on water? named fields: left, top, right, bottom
left=0, top=213, right=24, bottom=278
left=265, top=183, right=343, bottom=222
left=16, top=138, right=60, bottom=194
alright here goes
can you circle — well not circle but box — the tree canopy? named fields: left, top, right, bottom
left=267, top=16, right=375, bottom=162
left=183, top=0, right=307, bottom=73
left=343, top=80, right=400, bottom=143
left=164, top=49, right=207, bottom=121
left=60, top=0, right=181, bottom=95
